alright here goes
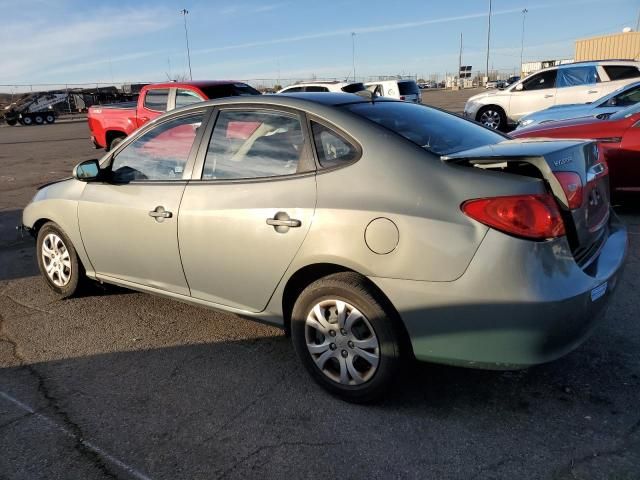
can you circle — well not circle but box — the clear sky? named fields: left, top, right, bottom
left=0, top=0, right=638, bottom=87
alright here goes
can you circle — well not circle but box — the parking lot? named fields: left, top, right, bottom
left=0, top=89, right=639, bottom=480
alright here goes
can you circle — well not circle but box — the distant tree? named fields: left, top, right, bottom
left=273, top=84, right=282, bottom=91
left=417, top=78, right=426, bottom=83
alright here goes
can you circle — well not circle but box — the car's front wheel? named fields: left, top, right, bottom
left=291, top=272, right=403, bottom=403
left=36, top=222, right=87, bottom=297
left=477, top=105, right=506, bottom=131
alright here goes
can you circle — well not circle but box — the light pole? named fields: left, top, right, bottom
left=485, top=0, right=492, bottom=85
left=351, top=32, right=356, bottom=81
left=180, top=8, right=193, bottom=81
left=520, top=8, right=528, bottom=77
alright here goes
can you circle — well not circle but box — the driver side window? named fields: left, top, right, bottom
left=111, top=112, right=204, bottom=183
left=521, top=70, right=557, bottom=91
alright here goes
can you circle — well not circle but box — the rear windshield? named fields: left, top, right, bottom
left=398, top=81, right=420, bottom=95
left=200, top=83, right=261, bottom=99
left=341, top=83, right=365, bottom=93
left=344, top=101, right=504, bottom=156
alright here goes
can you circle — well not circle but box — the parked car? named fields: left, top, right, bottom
left=505, top=76, right=521, bottom=87
left=88, top=81, right=261, bottom=150
left=517, top=80, right=640, bottom=129
left=485, top=80, right=505, bottom=89
left=21, top=93, right=626, bottom=402
left=464, top=60, right=640, bottom=131
left=364, top=79, right=421, bottom=103
left=277, top=81, right=365, bottom=94
left=512, top=102, right=640, bottom=198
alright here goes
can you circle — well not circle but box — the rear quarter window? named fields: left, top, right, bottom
left=604, top=65, right=640, bottom=81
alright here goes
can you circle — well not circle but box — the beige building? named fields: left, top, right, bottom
left=575, top=31, right=640, bottom=61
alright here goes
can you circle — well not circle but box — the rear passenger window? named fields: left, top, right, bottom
left=143, top=89, right=169, bottom=111
left=311, top=122, right=359, bottom=168
left=202, top=110, right=308, bottom=180
left=305, top=86, right=330, bottom=92
left=604, top=65, right=640, bottom=81
left=556, top=66, right=599, bottom=87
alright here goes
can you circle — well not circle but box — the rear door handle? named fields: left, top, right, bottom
left=267, top=212, right=301, bottom=233
left=588, top=90, right=599, bottom=94
left=149, top=206, right=172, bottom=222
left=544, top=94, right=554, bottom=98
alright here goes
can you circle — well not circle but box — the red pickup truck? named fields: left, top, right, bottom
left=88, top=81, right=261, bottom=150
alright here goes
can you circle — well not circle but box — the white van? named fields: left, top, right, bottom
left=364, top=80, right=421, bottom=103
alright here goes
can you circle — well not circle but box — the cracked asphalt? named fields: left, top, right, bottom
left=1, top=93, right=639, bottom=480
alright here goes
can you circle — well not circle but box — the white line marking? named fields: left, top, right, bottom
left=0, top=390, right=153, bottom=480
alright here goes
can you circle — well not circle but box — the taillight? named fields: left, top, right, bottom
left=461, top=194, right=565, bottom=240
left=554, top=171, right=583, bottom=209
left=400, top=96, right=405, bottom=100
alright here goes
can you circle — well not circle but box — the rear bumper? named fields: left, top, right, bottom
left=370, top=213, right=628, bottom=369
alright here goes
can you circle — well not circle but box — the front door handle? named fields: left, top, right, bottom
left=267, top=211, right=301, bottom=233
left=588, top=90, right=599, bottom=94
left=149, top=206, right=172, bottom=222
left=544, top=94, right=554, bottom=98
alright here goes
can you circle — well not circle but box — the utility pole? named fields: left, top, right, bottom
left=636, top=7, right=640, bottom=31
left=520, top=8, right=528, bottom=77
left=351, top=32, right=357, bottom=81
left=180, top=9, right=193, bottom=81
left=458, top=32, right=463, bottom=87
left=485, top=0, right=492, bottom=84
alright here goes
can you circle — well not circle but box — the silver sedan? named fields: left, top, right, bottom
left=21, top=93, right=626, bottom=402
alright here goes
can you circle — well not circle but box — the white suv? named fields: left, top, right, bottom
left=464, top=60, right=640, bottom=130
left=277, top=81, right=365, bottom=94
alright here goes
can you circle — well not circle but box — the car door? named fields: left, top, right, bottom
left=554, top=65, right=602, bottom=106
left=178, top=107, right=316, bottom=312
left=508, top=69, right=558, bottom=121
left=136, top=88, right=171, bottom=128
left=78, top=109, right=208, bottom=295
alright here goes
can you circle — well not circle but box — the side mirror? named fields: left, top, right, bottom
left=514, top=84, right=524, bottom=91
left=73, top=159, right=100, bottom=182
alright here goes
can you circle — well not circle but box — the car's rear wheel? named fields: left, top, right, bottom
left=36, top=222, right=87, bottom=297
left=477, top=106, right=506, bottom=131
left=291, top=272, right=403, bottom=403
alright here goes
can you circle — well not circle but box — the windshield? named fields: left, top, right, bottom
left=344, top=101, right=505, bottom=156
left=609, top=101, right=640, bottom=120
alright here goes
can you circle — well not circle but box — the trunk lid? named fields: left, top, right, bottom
left=443, top=139, right=610, bottom=266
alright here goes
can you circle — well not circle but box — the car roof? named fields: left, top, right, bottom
left=556, top=59, right=640, bottom=69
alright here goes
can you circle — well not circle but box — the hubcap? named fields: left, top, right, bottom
left=479, top=110, right=501, bottom=129
left=41, top=233, right=71, bottom=287
left=305, top=299, right=380, bottom=385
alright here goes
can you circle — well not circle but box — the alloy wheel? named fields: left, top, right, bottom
left=41, top=233, right=72, bottom=286
left=479, top=109, right=502, bottom=129
left=305, top=299, right=380, bottom=385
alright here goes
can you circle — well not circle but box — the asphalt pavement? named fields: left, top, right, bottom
left=0, top=93, right=639, bottom=480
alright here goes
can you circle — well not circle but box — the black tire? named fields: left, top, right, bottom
left=108, top=135, right=125, bottom=151
left=291, top=272, right=403, bottom=403
left=45, top=114, right=55, bottom=124
left=476, top=105, right=507, bottom=131
left=34, top=115, right=44, bottom=125
left=36, top=222, right=88, bottom=298
left=6, top=119, right=17, bottom=126
left=22, top=116, right=33, bottom=126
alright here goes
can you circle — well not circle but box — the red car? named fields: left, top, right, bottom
left=512, top=105, right=640, bottom=197
left=88, top=81, right=261, bottom=150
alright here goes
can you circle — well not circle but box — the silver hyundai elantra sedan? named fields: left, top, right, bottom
left=21, top=93, right=627, bottom=402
